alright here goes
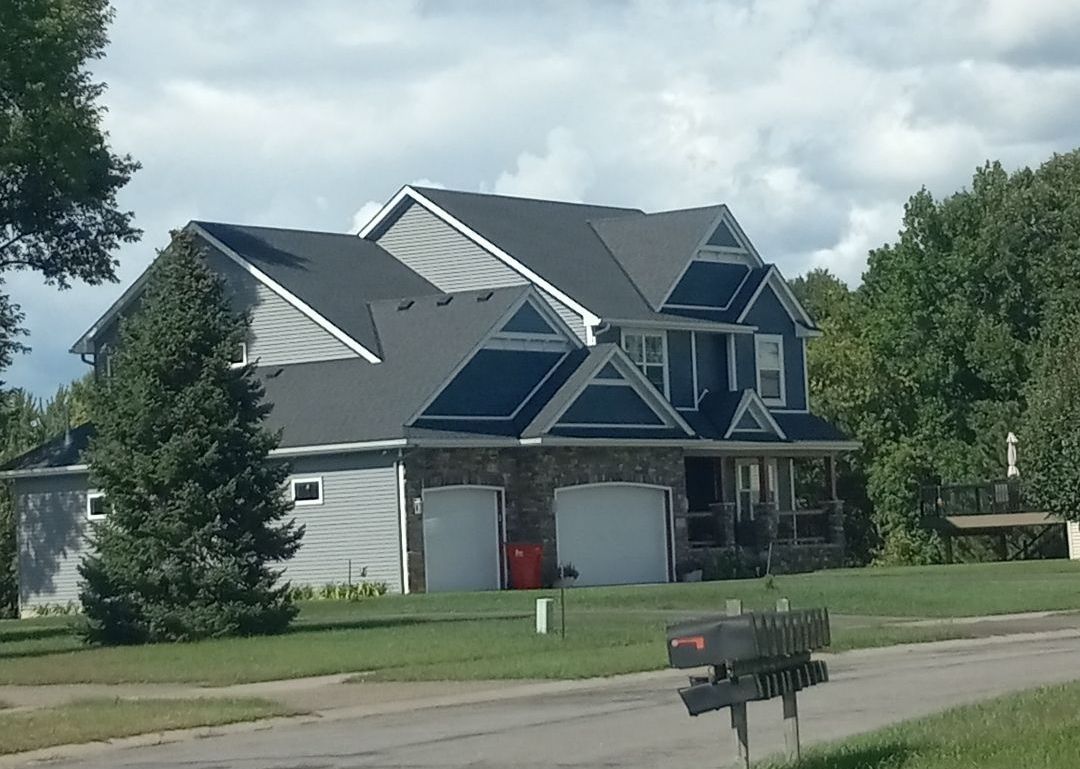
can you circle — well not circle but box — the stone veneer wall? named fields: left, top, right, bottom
left=403, top=446, right=688, bottom=593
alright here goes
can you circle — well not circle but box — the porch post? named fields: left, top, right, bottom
left=825, top=454, right=838, bottom=500
left=758, top=456, right=769, bottom=504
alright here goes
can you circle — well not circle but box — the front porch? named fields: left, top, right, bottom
left=682, top=453, right=845, bottom=572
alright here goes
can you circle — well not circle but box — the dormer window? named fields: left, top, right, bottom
left=621, top=330, right=668, bottom=395
left=755, top=334, right=785, bottom=406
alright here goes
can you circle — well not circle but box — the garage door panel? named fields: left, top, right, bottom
left=556, top=485, right=669, bottom=587
left=423, top=487, right=500, bottom=592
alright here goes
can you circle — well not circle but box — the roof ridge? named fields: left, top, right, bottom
left=586, top=218, right=662, bottom=311
left=192, top=220, right=355, bottom=239
left=412, top=185, right=644, bottom=213
left=588, top=203, right=725, bottom=226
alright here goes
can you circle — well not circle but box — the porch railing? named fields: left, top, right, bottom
left=776, top=509, right=831, bottom=545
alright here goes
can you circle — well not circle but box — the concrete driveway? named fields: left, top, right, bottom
left=12, top=630, right=1080, bottom=769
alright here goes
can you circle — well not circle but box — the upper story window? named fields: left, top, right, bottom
left=291, top=477, right=323, bottom=506
left=86, top=491, right=109, bottom=521
left=755, top=334, right=786, bottom=406
left=621, top=330, right=667, bottom=395
left=229, top=341, right=248, bottom=369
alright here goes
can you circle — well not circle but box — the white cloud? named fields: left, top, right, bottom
left=492, top=128, right=595, bottom=202
left=349, top=201, right=384, bottom=234
left=8, top=0, right=1080, bottom=396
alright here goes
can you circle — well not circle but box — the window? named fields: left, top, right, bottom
left=229, top=342, right=248, bottom=369
left=622, top=330, right=667, bottom=394
left=755, top=335, right=785, bottom=405
left=291, top=477, right=323, bottom=506
left=735, top=460, right=778, bottom=520
left=86, top=491, right=108, bottom=521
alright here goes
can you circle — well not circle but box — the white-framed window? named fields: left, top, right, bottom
left=755, top=334, right=786, bottom=406
left=735, top=459, right=779, bottom=521
left=229, top=341, right=248, bottom=369
left=86, top=491, right=108, bottom=521
left=621, top=330, right=668, bottom=395
left=100, top=345, right=113, bottom=379
left=291, top=477, right=323, bottom=506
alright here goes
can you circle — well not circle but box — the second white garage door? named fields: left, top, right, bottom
left=423, top=486, right=501, bottom=592
left=555, top=484, right=670, bottom=587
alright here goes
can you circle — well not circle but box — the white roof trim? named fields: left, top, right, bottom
left=710, top=207, right=766, bottom=267
left=188, top=223, right=382, bottom=364
left=597, top=317, right=757, bottom=335
left=0, top=463, right=90, bottom=479
left=722, top=390, right=788, bottom=441
left=270, top=439, right=408, bottom=457
left=522, top=345, right=694, bottom=437
left=361, top=186, right=600, bottom=329
left=735, top=266, right=816, bottom=328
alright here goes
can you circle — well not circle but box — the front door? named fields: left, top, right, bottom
left=735, top=459, right=778, bottom=521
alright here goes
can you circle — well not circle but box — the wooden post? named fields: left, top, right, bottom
left=826, top=454, right=838, bottom=500
left=758, top=456, right=769, bottom=505
left=777, top=597, right=801, bottom=762
left=945, top=535, right=954, bottom=565
left=726, top=598, right=750, bottom=768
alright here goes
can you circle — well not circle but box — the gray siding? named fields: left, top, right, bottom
left=15, top=473, right=91, bottom=609
left=15, top=452, right=404, bottom=611
left=284, top=452, right=403, bottom=592
left=377, top=203, right=587, bottom=340
left=209, top=251, right=360, bottom=366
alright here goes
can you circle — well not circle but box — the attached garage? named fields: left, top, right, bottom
left=422, top=486, right=502, bottom=592
left=554, top=483, right=671, bottom=587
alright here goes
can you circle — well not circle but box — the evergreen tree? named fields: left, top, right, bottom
left=78, top=232, right=302, bottom=643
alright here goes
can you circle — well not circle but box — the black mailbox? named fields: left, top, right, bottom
left=667, top=608, right=830, bottom=669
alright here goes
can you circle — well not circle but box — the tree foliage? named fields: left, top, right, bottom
left=78, top=233, right=302, bottom=643
left=800, top=150, right=1080, bottom=562
left=0, top=0, right=139, bottom=366
left=1023, top=309, right=1080, bottom=520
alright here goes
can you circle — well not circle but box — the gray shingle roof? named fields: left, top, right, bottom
left=410, top=187, right=656, bottom=320
left=261, top=286, right=529, bottom=446
left=590, top=206, right=725, bottom=309
left=194, top=221, right=439, bottom=358
left=1, top=424, right=93, bottom=472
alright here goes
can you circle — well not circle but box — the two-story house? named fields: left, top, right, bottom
left=3, top=185, right=857, bottom=610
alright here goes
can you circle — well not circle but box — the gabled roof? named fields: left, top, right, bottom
left=590, top=206, right=724, bottom=309
left=72, top=221, right=439, bottom=358
left=520, top=344, right=693, bottom=439
left=262, top=286, right=530, bottom=446
left=194, top=222, right=439, bottom=359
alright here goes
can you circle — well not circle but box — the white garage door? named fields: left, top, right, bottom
left=423, top=486, right=501, bottom=592
left=555, top=484, right=670, bottom=587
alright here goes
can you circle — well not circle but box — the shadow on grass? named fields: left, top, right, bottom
left=766, top=741, right=916, bottom=769
left=291, top=613, right=529, bottom=634
left=0, top=623, right=76, bottom=644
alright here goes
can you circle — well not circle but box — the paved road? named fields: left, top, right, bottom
left=21, top=631, right=1080, bottom=769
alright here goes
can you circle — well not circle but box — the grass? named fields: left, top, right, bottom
left=2, top=561, right=1078, bottom=686
left=758, top=682, right=1080, bottom=768
left=0, top=698, right=293, bottom=755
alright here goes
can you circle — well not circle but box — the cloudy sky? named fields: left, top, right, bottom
left=8, top=0, right=1080, bottom=397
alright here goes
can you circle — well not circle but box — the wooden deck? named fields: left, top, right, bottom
left=930, top=512, right=1064, bottom=535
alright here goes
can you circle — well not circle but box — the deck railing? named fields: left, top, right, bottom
left=919, top=480, right=1031, bottom=518
left=687, top=504, right=835, bottom=548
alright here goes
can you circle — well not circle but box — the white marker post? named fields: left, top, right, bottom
left=535, top=598, right=554, bottom=634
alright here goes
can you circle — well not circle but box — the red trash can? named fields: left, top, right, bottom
left=505, top=543, right=544, bottom=590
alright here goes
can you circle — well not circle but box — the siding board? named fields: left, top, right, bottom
left=210, top=250, right=360, bottom=366
left=16, top=474, right=90, bottom=609
left=377, top=203, right=587, bottom=340
left=1068, top=522, right=1080, bottom=561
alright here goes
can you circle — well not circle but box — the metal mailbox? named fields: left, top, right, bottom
left=666, top=601, right=832, bottom=768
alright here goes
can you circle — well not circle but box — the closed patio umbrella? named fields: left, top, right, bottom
left=1007, top=432, right=1019, bottom=478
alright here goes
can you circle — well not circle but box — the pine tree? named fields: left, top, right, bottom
left=78, top=231, right=303, bottom=643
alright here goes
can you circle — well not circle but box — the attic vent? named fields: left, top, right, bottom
left=397, top=299, right=415, bottom=311
left=436, top=295, right=453, bottom=306
left=477, top=291, right=494, bottom=302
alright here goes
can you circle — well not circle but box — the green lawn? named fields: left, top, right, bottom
left=0, top=698, right=293, bottom=755
left=2, top=561, right=1078, bottom=686
left=759, top=682, right=1080, bottom=768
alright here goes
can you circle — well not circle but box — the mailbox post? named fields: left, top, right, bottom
left=666, top=598, right=831, bottom=768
